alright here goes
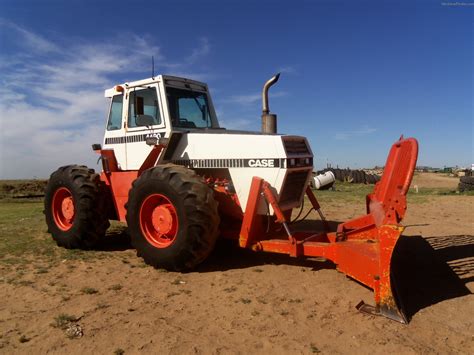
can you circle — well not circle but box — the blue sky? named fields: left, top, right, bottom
left=0, top=0, right=472, bottom=178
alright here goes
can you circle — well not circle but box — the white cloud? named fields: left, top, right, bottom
left=222, top=91, right=288, bottom=105
left=0, top=19, right=60, bottom=53
left=226, top=93, right=261, bottom=105
left=277, top=66, right=297, bottom=75
left=334, top=126, right=377, bottom=140
left=216, top=107, right=258, bottom=131
left=0, top=23, right=212, bottom=179
left=159, top=37, right=211, bottom=71
left=187, top=37, right=210, bottom=64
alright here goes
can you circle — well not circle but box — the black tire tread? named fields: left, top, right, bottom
left=126, top=164, right=219, bottom=271
left=44, top=165, right=110, bottom=249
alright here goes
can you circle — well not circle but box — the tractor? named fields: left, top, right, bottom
left=44, top=73, right=418, bottom=323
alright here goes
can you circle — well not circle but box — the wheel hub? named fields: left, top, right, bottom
left=140, top=194, right=178, bottom=248
left=61, top=197, right=75, bottom=221
left=51, top=187, right=75, bottom=231
left=151, top=205, right=174, bottom=235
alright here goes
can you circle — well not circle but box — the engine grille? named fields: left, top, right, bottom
left=283, top=138, right=310, bottom=156
left=279, top=170, right=310, bottom=206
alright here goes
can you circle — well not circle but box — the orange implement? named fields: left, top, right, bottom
left=239, top=137, right=418, bottom=323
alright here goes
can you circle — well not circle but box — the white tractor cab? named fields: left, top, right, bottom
left=103, top=75, right=313, bottom=214
left=104, top=76, right=221, bottom=170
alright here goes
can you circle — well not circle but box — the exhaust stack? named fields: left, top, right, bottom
left=261, top=73, right=280, bottom=134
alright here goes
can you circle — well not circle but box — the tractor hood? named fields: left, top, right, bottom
left=162, top=132, right=313, bottom=212
left=167, top=131, right=312, bottom=169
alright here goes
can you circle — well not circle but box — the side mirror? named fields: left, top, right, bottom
left=136, top=114, right=155, bottom=127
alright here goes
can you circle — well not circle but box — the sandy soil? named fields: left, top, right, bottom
left=0, top=183, right=473, bottom=353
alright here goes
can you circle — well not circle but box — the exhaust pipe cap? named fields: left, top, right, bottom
left=261, top=73, right=281, bottom=134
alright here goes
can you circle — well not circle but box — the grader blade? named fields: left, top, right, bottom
left=334, top=136, right=418, bottom=322
left=240, top=137, right=418, bottom=323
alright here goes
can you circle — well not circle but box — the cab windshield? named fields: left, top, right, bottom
left=166, top=87, right=213, bottom=128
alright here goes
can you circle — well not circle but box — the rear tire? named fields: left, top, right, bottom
left=126, top=164, right=220, bottom=271
left=44, top=165, right=110, bottom=248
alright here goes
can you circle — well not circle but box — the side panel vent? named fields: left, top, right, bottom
left=283, top=137, right=311, bottom=156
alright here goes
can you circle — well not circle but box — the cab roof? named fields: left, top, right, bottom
left=104, top=75, right=209, bottom=98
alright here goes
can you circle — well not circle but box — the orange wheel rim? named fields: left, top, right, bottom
left=52, top=187, right=75, bottom=231
left=139, top=194, right=178, bottom=248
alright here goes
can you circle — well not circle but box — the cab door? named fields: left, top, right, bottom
left=124, top=85, right=167, bottom=170
left=103, top=93, right=127, bottom=170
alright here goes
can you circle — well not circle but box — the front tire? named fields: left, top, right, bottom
left=44, top=165, right=110, bottom=248
left=126, top=164, right=219, bottom=271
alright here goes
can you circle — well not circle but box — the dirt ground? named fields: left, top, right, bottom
left=411, top=172, right=460, bottom=189
left=0, top=175, right=473, bottom=354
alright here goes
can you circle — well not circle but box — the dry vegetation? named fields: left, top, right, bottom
left=0, top=173, right=472, bottom=354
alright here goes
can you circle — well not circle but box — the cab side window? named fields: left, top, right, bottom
left=107, top=95, right=123, bottom=131
left=128, top=88, right=162, bottom=128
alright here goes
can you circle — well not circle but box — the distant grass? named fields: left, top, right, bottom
left=0, top=200, right=114, bottom=267
left=0, top=179, right=47, bottom=198
left=311, top=181, right=469, bottom=204
left=0, top=200, right=53, bottom=263
left=311, top=182, right=371, bottom=203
